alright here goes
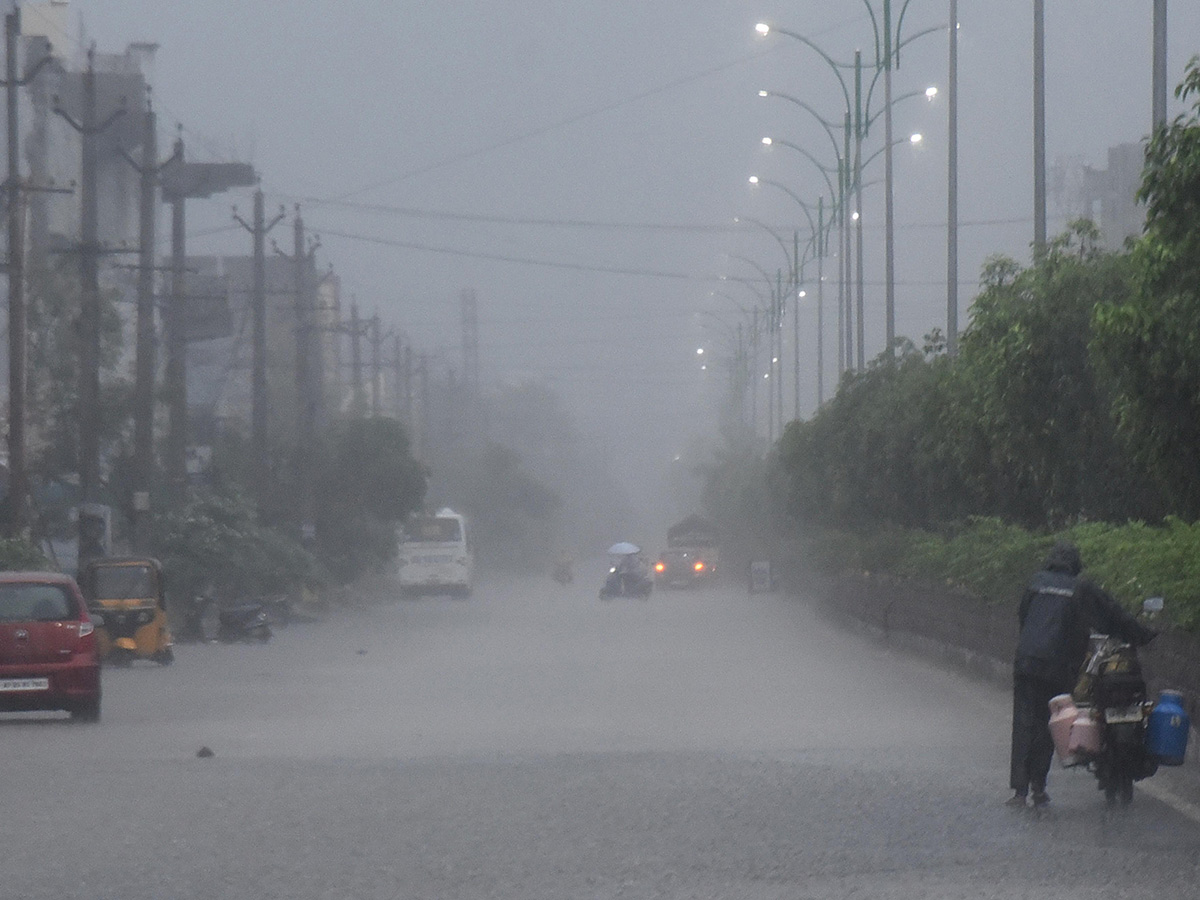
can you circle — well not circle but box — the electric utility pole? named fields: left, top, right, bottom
left=370, top=313, right=382, bottom=417
left=159, top=137, right=254, bottom=494
left=116, top=93, right=180, bottom=550
left=233, top=188, right=285, bottom=483
left=390, top=334, right=403, bottom=420
left=349, top=297, right=364, bottom=417
left=2, top=7, right=49, bottom=535
left=418, top=352, right=429, bottom=460
left=403, top=340, right=413, bottom=428
left=275, top=207, right=320, bottom=539
left=53, top=47, right=126, bottom=537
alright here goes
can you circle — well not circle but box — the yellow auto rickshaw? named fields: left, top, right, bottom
left=79, top=556, right=173, bottom=666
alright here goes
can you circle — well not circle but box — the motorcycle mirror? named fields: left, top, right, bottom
left=1143, top=596, right=1164, bottom=615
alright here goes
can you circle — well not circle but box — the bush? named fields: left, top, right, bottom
left=150, top=491, right=320, bottom=605
left=803, top=517, right=1200, bottom=630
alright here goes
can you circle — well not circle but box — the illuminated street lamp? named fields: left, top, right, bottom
left=747, top=176, right=832, bottom=408
left=757, top=12, right=941, bottom=362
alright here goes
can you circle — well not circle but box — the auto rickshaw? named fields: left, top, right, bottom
left=78, top=556, right=173, bottom=666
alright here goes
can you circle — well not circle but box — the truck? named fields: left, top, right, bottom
left=653, top=515, right=719, bottom=589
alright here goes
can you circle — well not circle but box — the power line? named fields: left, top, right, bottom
left=314, top=53, right=771, bottom=204
left=304, top=225, right=997, bottom=287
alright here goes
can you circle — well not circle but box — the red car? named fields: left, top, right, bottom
left=0, top=572, right=101, bottom=722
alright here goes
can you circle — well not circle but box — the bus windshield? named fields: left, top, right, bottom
left=404, top=518, right=463, bottom=543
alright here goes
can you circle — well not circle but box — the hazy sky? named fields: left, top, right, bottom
left=62, top=1, right=1200, bottom=521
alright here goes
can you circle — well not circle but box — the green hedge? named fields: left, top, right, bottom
left=810, top=517, right=1200, bottom=630
left=0, top=537, right=51, bottom=571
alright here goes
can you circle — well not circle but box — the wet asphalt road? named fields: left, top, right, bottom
left=3, top=571, right=1199, bottom=899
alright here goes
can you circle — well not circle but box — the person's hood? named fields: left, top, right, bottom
left=1044, top=541, right=1082, bottom=576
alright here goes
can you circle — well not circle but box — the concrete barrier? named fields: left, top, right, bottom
left=814, top=571, right=1200, bottom=769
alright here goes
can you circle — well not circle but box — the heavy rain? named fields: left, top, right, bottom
left=3, top=2, right=1200, bottom=898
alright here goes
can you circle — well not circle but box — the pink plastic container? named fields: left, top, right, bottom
left=1048, top=694, right=1079, bottom=762
left=1067, top=707, right=1103, bottom=757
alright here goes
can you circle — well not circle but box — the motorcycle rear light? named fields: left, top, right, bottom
left=655, top=562, right=665, bottom=573
left=694, top=561, right=705, bottom=572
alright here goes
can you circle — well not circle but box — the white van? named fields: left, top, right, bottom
left=396, top=508, right=474, bottom=596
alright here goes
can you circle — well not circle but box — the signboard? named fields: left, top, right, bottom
left=160, top=162, right=256, bottom=200
left=749, top=559, right=774, bottom=594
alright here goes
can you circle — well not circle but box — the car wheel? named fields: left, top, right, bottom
left=70, top=697, right=101, bottom=723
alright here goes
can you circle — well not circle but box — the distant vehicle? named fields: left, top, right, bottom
left=600, top=548, right=652, bottom=600
left=654, top=515, right=719, bottom=588
left=0, top=571, right=101, bottom=722
left=397, top=508, right=474, bottom=597
left=78, top=556, right=173, bottom=666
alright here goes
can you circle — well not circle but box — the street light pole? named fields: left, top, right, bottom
left=854, top=50, right=866, bottom=371
left=1033, top=0, right=1047, bottom=254
left=1153, top=0, right=1167, bottom=131
left=842, top=112, right=852, bottom=377
left=883, top=2, right=896, bottom=356
left=947, top=1, right=959, bottom=355
left=756, top=97, right=849, bottom=382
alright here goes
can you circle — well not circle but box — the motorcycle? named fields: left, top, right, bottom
left=1052, top=598, right=1189, bottom=807
left=599, top=555, right=652, bottom=600
left=176, top=594, right=273, bottom=644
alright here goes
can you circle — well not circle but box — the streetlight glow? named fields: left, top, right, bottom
left=909, top=133, right=923, bottom=144
left=761, top=136, right=773, bottom=145
left=755, top=23, right=770, bottom=36
left=758, top=89, right=769, bottom=98
left=696, top=348, right=704, bottom=355
left=798, top=290, right=807, bottom=298
left=925, top=86, right=938, bottom=100
left=748, top=175, right=759, bottom=185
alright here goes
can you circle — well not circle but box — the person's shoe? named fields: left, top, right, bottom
left=1031, top=790, right=1051, bottom=808
left=1005, top=792, right=1028, bottom=808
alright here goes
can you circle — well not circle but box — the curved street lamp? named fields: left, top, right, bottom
left=748, top=176, right=834, bottom=410
left=725, top=242, right=789, bottom=443
left=757, top=17, right=941, bottom=363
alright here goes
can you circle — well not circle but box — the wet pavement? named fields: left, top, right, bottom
left=3, top=571, right=1198, bottom=898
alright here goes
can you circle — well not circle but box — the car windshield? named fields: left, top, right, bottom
left=0, top=583, right=74, bottom=621
left=404, top=518, right=462, bottom=543
left=92, top=565, right=156, bottom=600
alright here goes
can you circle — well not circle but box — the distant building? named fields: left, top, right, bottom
left=1052, top=142, right=1147, bottom=250
left=183, top=255, right=344, bottom=446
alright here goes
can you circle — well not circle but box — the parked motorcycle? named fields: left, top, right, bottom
left=176, top=595, right=273, bottom=644
left=1049, top=598, right=1189, bottom=807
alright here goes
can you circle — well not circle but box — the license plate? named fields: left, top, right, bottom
left=0, top=678, right=49, bottom=692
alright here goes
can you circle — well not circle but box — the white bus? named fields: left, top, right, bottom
left=396, top=508, right=474, bottom=597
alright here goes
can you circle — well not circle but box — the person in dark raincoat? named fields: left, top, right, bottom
left=1007, top=541, right=1155, bottom=808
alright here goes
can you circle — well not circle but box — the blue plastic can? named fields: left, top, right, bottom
left=1146, top=689, right=1190, bottom=766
